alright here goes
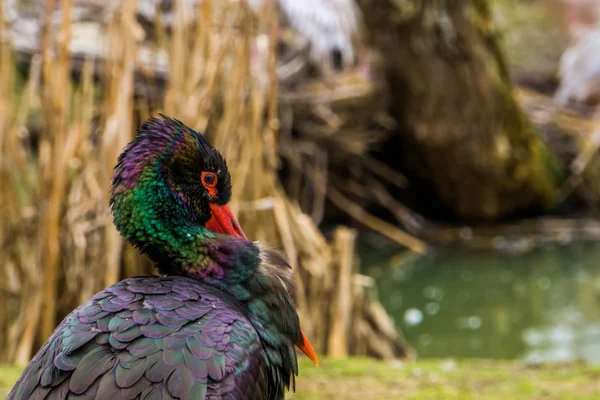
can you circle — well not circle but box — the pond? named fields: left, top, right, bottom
left=362, top=242, right=600, bottom=364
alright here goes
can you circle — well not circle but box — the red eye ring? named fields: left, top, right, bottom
left=201, top=172, right=218, bottom=196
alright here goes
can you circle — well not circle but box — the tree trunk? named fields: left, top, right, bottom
left=357, top=0, right=563, bottom=220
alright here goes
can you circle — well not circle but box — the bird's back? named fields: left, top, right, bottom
left=8, top=276, right=274, bottom=400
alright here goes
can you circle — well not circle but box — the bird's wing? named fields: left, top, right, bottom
left=8, top=276, right=269, bottom=400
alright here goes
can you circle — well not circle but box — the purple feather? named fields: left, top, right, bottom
left=206, top=353, right=226, bottom=380
left=119, top=376, right=151, bottom=398
left=53, top=353, right=79, bottom=371
left=167, top=367, right=195, bottom=398
left=132, top=309, right=155, bottom=325
left=182, top=382, right=208, bottom=400
left=145, top=355, right=172, bottom=383
left=115, top=358, right=146, bottom=388
left=140, top=324, right=173, bottom=339
left=69, top=347, right=115, bottom=394
left=186, top=337, right=214, bottom=360
left=127, top=337, right=160, bottom=358
left=96, top=371, right=120, bottom=398
left=156, top=313, right=188, bottom=328
left=140, top=384, right=163, bottom=400
left=111, top=325, right=143, bottom=342
left=61, top=329, right=99, bottom=355
left=163, top=349, right=185, bottom=367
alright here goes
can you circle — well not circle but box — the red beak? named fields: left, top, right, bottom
left=206, top=203, right=247, bottom=239
left=296, top=330, right=319, bottom=367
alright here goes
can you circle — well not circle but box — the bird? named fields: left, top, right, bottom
left=248, top=0, right=362, bottom=68
left=8, top=115, right=318, bottom=400
left=554, top=25, right=600, bottom=106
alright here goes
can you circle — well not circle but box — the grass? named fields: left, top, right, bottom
left=2, top=358, right=600, bottom=399
left=291, top=358, right=600, bottom=399
left=0, top=365, right=22, bottom=399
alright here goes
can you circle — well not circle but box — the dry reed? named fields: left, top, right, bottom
left=0, top=0, right=412, bottom=364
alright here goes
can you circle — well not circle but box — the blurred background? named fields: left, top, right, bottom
left=4, top=0, right=600, bottom=398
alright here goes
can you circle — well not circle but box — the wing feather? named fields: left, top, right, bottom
left=7, top=276, right=271, bottom=400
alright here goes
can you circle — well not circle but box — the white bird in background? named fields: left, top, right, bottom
left=249, top=0, right=362, bottom=68
left=553, top=0, right=600, bottom=106
left=555, top=28, right=600, bottom=106
left=554, top=0, right=600, bottom=106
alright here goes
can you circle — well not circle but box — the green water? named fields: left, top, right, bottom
left=363, top=242, right=600, bottom=363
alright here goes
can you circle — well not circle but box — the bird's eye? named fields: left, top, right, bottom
left=201, top=172, right=218, bottom=188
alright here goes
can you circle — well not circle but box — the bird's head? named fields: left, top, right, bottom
left=110, top=115, right=246, bottom=247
